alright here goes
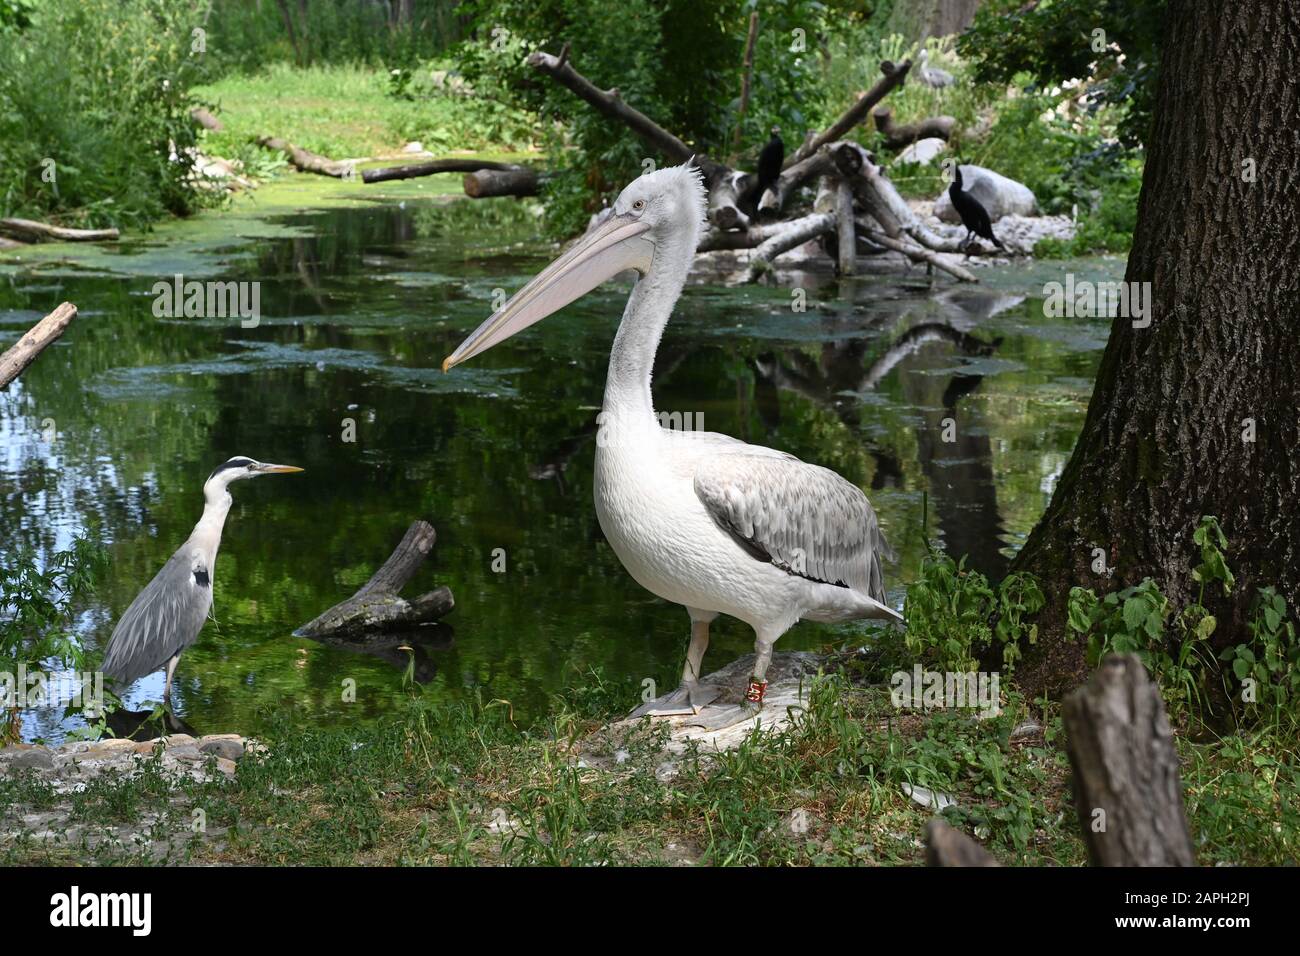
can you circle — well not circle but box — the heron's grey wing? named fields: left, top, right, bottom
left=101, top=545, right=213, bottom=687
left=693, top=452, right=893, bottom=600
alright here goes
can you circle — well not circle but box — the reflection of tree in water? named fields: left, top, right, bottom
left=750, top=318, right=1011, bottom=579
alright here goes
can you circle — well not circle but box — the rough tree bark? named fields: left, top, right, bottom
left=0, top=219, right=119, bottom=242
left=1012, top=2, right=1300, bottom=694
left=362, top=158, right=520, bottom=184
left=463, top=167, right=540, bottom=198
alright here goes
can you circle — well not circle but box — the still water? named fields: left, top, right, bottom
left=0, top=177, right=1120, bottom=742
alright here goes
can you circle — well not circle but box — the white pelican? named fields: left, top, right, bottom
left=443, top=162, right=902, bottom=728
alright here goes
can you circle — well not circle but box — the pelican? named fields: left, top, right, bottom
left=101, top=457, right=303, bottom=705
left=443, top=162, right=901, bottom=728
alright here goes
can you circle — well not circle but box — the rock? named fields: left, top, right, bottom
left=161, top=733, right=197, bottom=748
left=216, top=758, right=237, bottom=775
left=12, top=749, right=55, bottom=770
left=133, top=741, right=160, bottom=755
left=894, top=137, right=947, bottom=166
left=902, top=782, right=956, bottom=811
left=402, top=141, right=425, bottom=153
left=88, top=738, right=137, bottom=754
left=167, top=745, right=205, bottom=762
left=1010, top=719, right=1043, bottom=741
left=199, top=739, right=244, bottom=762
left=935, top=165, right=1038, bottom=223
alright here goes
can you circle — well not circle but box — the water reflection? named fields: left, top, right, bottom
left=0, top=195, right=1116, bottom=742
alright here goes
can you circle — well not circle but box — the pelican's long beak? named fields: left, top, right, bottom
left=442, top=213, right=654, bottom=371
left=255, top=463, right=304, bottom=474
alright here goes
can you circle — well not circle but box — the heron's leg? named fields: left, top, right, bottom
left=163, top=653, right=180, bottom=706
left=629, top=609, right=721, bottom=717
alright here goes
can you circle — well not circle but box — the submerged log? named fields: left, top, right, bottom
left=0, top=302, right=77, bottom=390
left=363, top=158, right=520, bottom=184
left=255, top=136, right=354, bottom=178
left=1062, top=654, right=1196, bottom=866
left=873, top=107, right=955, bottom=150
left=0, top=219, right=119, bottom=243
left=295, top=520, right=454, bottom=639
left=463, top=167, right=540, bottom=198
left=860, top=227, right=978, bottom=283
left=746, top=212, right=836, bottom=282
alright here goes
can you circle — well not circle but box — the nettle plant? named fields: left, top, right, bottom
left=902, top=554, right=1044, bottom=673
left=1067, top=516, right=1298, bottom=727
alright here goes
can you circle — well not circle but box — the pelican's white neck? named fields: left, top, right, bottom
left=601, top=225, right=696, bottom=435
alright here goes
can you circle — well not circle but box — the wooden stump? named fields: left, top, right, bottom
left=925, top=819, right=999, bottom=866
left=1062, top=654, right=1196, bottom=866
left=463, top=167, right=540, bottom=198
left=295, top=520, right=454, bottom=639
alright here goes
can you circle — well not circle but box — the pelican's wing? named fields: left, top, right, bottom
left=693, top=451, right=893, bottom=600
left=101, top=544, right=213, bottom=687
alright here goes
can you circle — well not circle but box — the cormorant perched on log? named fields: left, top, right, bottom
left=949, top=164, right=1005, bottom=253
left=743, top=126, right=784, bottom=216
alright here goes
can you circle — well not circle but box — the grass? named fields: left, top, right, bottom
left=194, top=63, right=539, bottom=169
left=4, top=647, right=1293, bottom=866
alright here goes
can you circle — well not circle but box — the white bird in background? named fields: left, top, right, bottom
left=916, top=48, right=955, bottom=89
left=443, top=162, right=902, bottom=729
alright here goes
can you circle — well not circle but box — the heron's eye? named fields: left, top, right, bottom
left=632, top=199, right=645, bottom=212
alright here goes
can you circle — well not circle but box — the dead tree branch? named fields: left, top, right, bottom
left=256, top=136, right=354, bottom=178
left=463, top=167, right=541, bottom=198
left=746, top=212, right=836, bottom=282
left=791, top=59, right=913, bottom=165
left=0, top=302, right=77, bottom=390
left=295, top=520, right=454, bottom=639
left=0, top=219, right=119, bottom=243
left=873, top=107, right=955, bottom=149
left=363, top=158, right=520, bottom=184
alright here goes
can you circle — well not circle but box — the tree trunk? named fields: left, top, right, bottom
left=1012, top=1, right=1300, bottom=694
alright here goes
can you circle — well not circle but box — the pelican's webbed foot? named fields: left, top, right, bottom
left=629, top=681, right=720, bottom=718
left=685, top=677, right=768, bottom=731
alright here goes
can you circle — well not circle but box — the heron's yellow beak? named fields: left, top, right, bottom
left=442, top=213, right=654, bottom=371
left=258, top=464, right=304, bottom=474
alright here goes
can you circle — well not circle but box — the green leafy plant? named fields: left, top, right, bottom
left=1220, top=588, right=1299, bottom=726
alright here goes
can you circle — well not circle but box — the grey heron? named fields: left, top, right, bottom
left=101, top=456, right=303, bottom=705
left=916, top=48, right=955, bottom=88
left=442, top=162, right=902, bottom=730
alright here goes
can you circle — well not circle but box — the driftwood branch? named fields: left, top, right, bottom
left=1062, top=654, right=1196, bottom=866
left=191, top=107, right=224, bottom=132
left=873, top=107, right=955, bottom=150
left=526, top=49, right=696, bottom=166
left=860, top=227, right=978, bottom=283
left=925, top=818, right=1000, bottom=866
left=791, top=59, right=912, bottom=165
left=0, top=302, right=77, bottom=390
left=256, top=136, right=354, bottom=178
left=295, top=520, right=454, bottom=639
left=362, top=158, right=519, bottom=184
left=0, top=219, right=119, bottom=243
left=746, top=212, right=836, bottom=282
left=463, top=167, right=540, bottom=198
left=727, top=12, right=761, bottom=164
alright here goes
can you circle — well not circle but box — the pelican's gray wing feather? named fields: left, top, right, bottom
left=101, top=544, right=213, bottom=687
left=693, top=452, right=893, bottom=600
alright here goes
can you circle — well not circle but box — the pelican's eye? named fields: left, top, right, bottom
left=632, top=199, right=646, bottom=212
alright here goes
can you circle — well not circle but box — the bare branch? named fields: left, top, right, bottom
left=0, top=302, right=77, bottom=390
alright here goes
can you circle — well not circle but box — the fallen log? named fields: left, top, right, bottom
left=191, top=107, right=224, bottom=132
left=873, top=107, right=955, bottom=150
left=1062, top=654, right=1196, bottom=866
left=463, top=167, right=540, bottom=198
left=363, top=158, right=520, bottom=184
left=925, top=818, right=1000, bottom=866
left=0, top=218, right=119, bottom=243
left=746, top=212, right=836, bottom=282
left=0, top=302, right=77, bottom=390
left=295, top=520, right=455, bottom=639
left=860, top=227, right=978, bottom=283
left=833, top=178, right=856, bottom=276
left=255, top=136, right=354, bottom=178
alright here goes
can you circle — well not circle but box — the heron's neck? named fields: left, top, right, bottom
left=191, top=484, right=234, bottom=556
left=602, top=231, right=694, bottom=434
